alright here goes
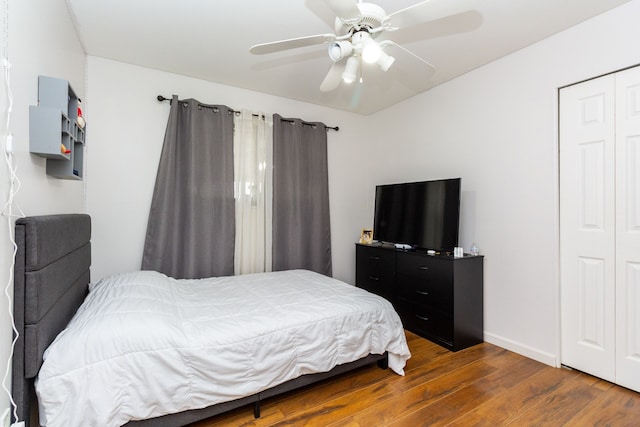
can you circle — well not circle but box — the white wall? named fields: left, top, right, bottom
left=1, top=0, right=86, bottom=417
left=85, top=57, right=371, bottom=284
left=365, top=0, right=640, bottom=364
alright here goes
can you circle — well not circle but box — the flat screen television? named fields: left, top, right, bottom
left=373, top=178, right=461, bottom=251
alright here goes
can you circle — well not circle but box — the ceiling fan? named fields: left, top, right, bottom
left=249, top=0, right=476, bottom=92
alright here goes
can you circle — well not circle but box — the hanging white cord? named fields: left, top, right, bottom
left=1, top=0, right=25, bottom=420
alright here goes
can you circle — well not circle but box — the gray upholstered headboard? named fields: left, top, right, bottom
left=12, top=214, right=91, bottom=426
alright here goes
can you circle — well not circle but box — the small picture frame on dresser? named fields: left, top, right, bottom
left=359, top=228, right=373, bottom=244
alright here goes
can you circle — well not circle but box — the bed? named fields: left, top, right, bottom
left=12, top=214, right=410, bottom=426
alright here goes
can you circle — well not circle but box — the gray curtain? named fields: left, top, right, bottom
left=272, top=114, right=332, bottom=276
left=142, top=96, right=235, bottom=279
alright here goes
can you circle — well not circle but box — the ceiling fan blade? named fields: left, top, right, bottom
left=389, top=0, right=477, bottom=28
left=380, top=41, right=435, bottom=71
left=320, top=0, right=361, bottom=21
left=250, top=33, right=336, bottom=55
left=320, top=61, right=345, bottom=92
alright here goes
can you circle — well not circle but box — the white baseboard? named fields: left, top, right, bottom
left=484, top=332, right=558, bottom=367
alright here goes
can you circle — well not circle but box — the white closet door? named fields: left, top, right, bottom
left=560, top=74, right=616, bottom=382
left=615, top=66, right=640, bottom=392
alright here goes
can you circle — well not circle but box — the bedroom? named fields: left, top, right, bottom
left=1, top=0, right=640, bottom=425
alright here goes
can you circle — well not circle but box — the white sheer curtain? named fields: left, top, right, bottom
left=233, top=110, right=273, bottom=275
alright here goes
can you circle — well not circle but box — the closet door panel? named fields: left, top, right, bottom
left=615, top=66, right=640, bottom=392
left=560, top=74, right=616, bottom=382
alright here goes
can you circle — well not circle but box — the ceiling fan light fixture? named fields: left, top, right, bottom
left=250, top=0, right=446, bottom=95
left=328, top=40, right=353, bottom=62
left=342, top=55, right=359, bottom=84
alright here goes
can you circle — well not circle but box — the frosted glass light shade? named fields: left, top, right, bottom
left=362, top=41, right=381, bottom=64
left=342, top=56, right=359, bottom=84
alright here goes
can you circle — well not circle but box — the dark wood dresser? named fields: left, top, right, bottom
left=356, top=243, right=483, bottom=351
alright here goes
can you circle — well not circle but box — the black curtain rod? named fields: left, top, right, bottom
left=157, top=95, right=339, bottom=131
left=278, top=118, right=339, bottom=132
left=157, top=95, right=246, bottom=115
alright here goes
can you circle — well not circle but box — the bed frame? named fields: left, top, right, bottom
left=12, top=214, right=388, bottom=426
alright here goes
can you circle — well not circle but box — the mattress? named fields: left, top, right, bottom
left=35, top=269, right=410, bottom=426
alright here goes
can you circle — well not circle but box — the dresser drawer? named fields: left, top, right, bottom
left=396, top=302, right=453, bottom=345
left=396, top=252, right=451, bottom=282
left=396, top=275, right=453, bottom=310
left=356, top=245, right=395, bottom=299
left=396, top=253, right=452, bottom=309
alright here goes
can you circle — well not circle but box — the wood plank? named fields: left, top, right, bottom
left=390, top=342, right=505, bottom=394
left=505, top=369, right=601, bottom=425
left=350, top=358, right=502, bottom=426
left=382, top=349, right=540, bottom=426
left=565, top=383, right=640, bottom=426
left=445, top=360, right=571, bottom=426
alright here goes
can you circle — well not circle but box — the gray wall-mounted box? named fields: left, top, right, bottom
left=29, top=76, right=85, bottom=180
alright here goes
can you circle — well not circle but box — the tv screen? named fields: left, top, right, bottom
left=373, top=178, right=461, bottom=251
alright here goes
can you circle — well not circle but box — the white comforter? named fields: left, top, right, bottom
left=36, top=269, right=410, bottom=426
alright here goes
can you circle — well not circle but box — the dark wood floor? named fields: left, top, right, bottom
left=190, top=331, right=640, bottom=426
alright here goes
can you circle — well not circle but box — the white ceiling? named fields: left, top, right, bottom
left=66, top=0, right=631, bottom=115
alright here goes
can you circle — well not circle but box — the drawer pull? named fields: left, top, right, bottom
left=416, top=314, right=430, bottom=321
left=417, top=266, right=429, bottom=271
left=369, top=256, right=380, bottom=260
left=369, top=276, right=379, bottom=281
left=415, top=290, right=429, bottom=296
